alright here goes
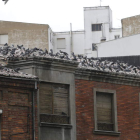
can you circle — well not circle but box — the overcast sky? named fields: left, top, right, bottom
left=0, top=0, right=140, bottom=31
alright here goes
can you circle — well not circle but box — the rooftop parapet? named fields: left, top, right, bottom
left=0, top=44, right=139, bottom=79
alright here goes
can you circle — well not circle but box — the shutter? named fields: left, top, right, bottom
left=96, top=92, right=112, bottom=123
left=57, top=38, right=66, bottom=49
left=53, top=84, right=69, bottom=115
left=39, top=83, right=53, bottom=114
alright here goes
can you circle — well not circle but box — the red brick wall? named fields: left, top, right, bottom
left=75, top=79, right=140, bottom=140
left=0, top=78, right=38, bottom=140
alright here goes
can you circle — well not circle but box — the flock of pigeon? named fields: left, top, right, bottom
left=0, top=63, right=37, bottom=79
left=0, top=43, right=140, bottom=78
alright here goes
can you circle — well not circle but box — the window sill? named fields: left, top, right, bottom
left=40, top=122, right=72, bottom=129
left=92, top=30, right=101, bottom=32
left=93, top=130, right=121, bottom=136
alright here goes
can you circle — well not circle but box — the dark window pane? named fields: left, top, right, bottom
left=92, top=24, right=102, bottom=31
left=92, top=24, right=96, bottom=31
left=96, top=24, right=98, bottom=31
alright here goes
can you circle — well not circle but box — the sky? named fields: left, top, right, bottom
left=0, top=0, right=140, bottom=31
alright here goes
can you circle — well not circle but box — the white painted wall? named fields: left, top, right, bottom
left=84, top=6, right=122, bottom=57
left=54, top=32, right=71, bottom=54
left=109, top=28, right=122, bottom=40
left=97, top=33, right=140, bottom=57
left=51, top=6, right=122, bottom=57
left=84, top=7, right=111, bottom=50
left=54, top=31, right=84, bottom=55
left=72, top=31, right=84, bottom=55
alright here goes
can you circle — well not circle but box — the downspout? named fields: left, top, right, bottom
left=32, top=81, right=37, bottom=140
left=102, top=24, right=104, bottom=38
left=70, top=23, right=73, bottom=53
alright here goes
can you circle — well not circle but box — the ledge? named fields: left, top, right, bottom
left=40, top=122, right=72, bottom=129
left=93, top=130, right=121, bottom=136
left=76, top=68, right=140, bottom=87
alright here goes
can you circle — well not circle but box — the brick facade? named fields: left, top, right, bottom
left=75, top=79, right=140, bottom=140
left=0, top=77, right=38, bottom=140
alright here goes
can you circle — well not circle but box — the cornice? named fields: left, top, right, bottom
left=8, top=57, right=79, bottom=73
left=76, top=68, right=140, bottom=86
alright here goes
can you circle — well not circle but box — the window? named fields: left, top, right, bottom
left=94, top=88, right=120, bottom=135
left=92, top=24, right=102, bottom=31
left=57, top=38, right=66, bottom=49
left=40, top=83, right=69, bottom=124
left=0, top=35, right=8, bottom=45
left=92, top=44, right=97, bottom=51
left=114, top=35, right=120, bottom=39
left=96, top=92, right=113, bottom=131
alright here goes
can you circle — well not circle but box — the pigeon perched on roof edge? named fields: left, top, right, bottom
left=0, top=44, right=139, bottom=77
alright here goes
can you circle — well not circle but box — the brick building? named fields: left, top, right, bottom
left=8, top=56, right=140, bottom=140
left=8, top=57, right=78, bottom=140
left=75, top=69, right=140, bottom=140
left=5, top=45, right=140, bottom=140
left=0, top=64, right=38, bottom=140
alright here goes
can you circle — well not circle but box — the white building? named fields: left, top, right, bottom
left=97, top=33, right=140, bottom=58
left=51, top=6, right=122, bottom=57
left=96, top=13, right=140, bottom=58
left=0, top=6, right=122, bottom=57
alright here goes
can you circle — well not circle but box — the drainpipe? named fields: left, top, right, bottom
left=32, top=81, right=37, bottom=140
left=102, top=24, right=104, bottom=37
left=70, top=23, right=73, bottom=53
left=101, top=24, right=106, bottom=42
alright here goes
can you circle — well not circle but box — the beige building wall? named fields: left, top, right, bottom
left=0, top=20, right=49, bottom=50
left=122, top=15, right=140, bottom=37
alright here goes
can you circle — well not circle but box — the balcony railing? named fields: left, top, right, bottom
left=40, top=114, right=70, bottom=124
left=97, top=122, right=114, bottom=131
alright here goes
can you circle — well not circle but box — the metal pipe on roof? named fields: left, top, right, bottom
left=70, top=23, right=73, bottom=53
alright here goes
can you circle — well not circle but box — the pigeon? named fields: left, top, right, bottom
left=60, top=50, right=68, bottom=56
left=0, top=44, right=138, bottom=77
left=61, top=112, right=67, bottom=115
left=4, top=43, right=8, bottom=46
left=14, top=68, right=20, bottom=73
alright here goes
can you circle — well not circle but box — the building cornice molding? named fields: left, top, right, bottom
left=75, top=68, right=140, bottom=86
left=8, top=57, right=79, bottom=73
